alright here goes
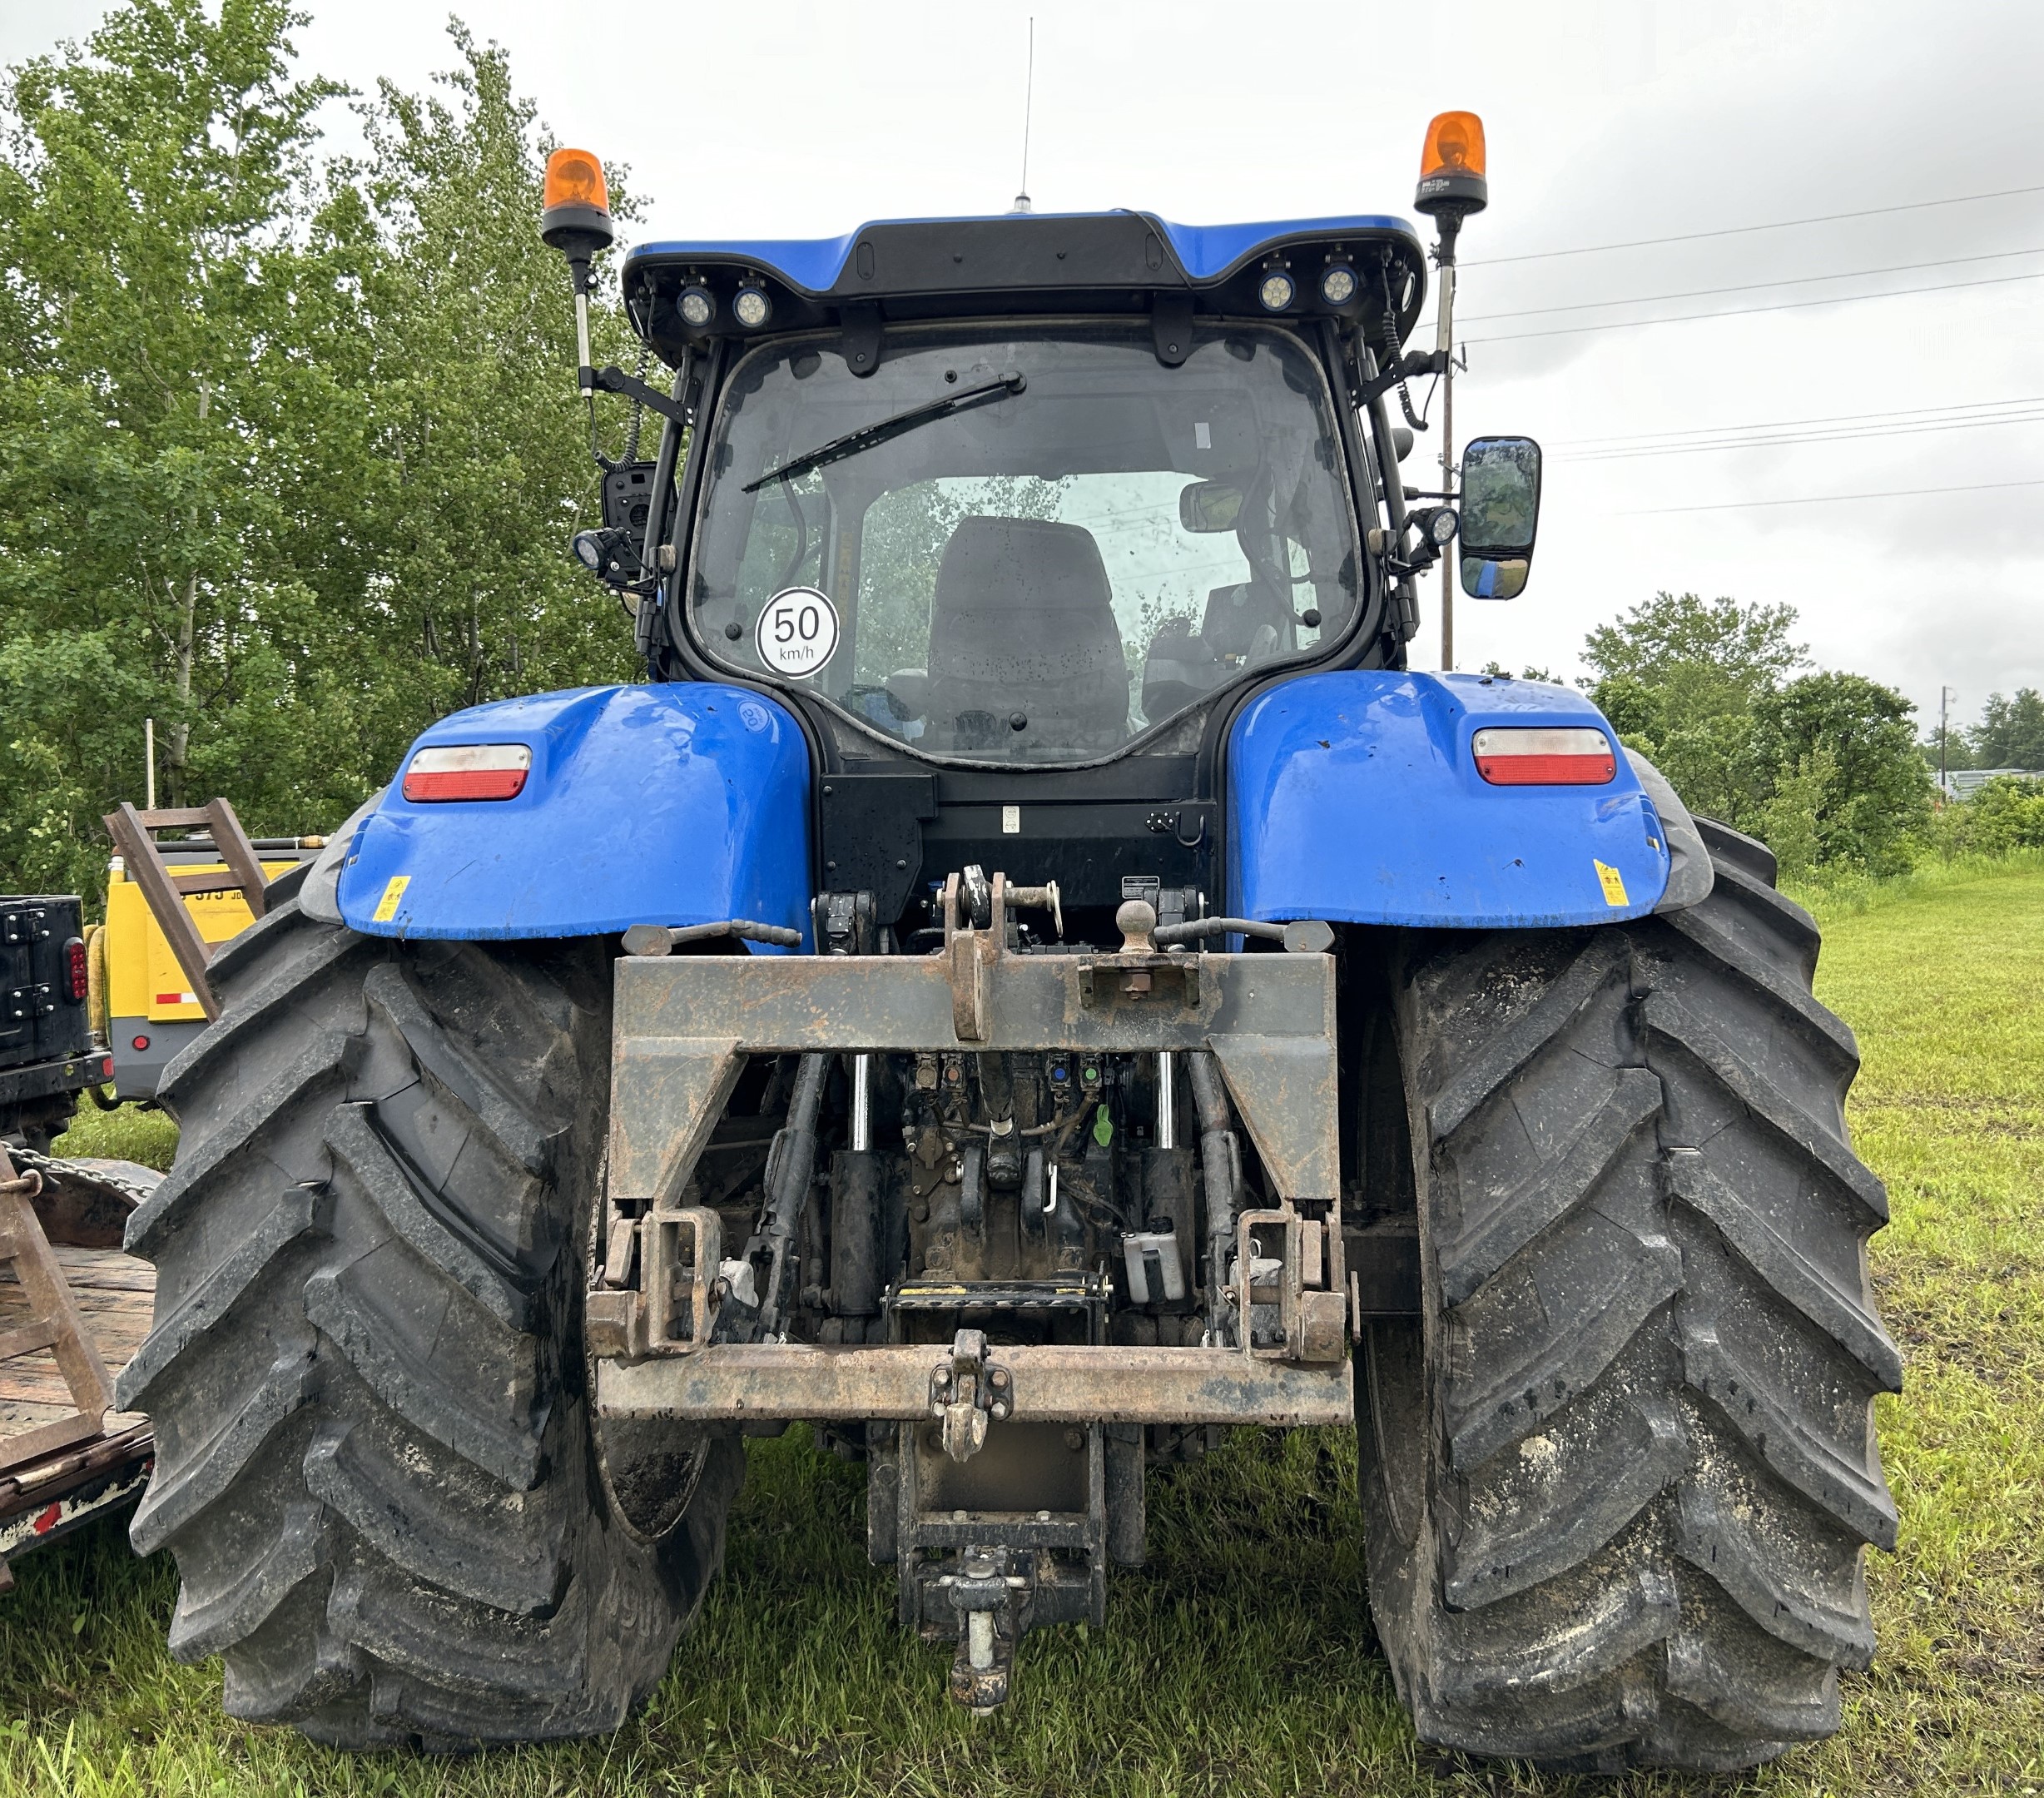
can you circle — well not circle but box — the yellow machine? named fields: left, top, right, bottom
left=95, top=837, right=320, bottom=1100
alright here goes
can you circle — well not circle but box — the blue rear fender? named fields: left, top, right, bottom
left=336, top=684, right=815, bottom=946
left=1228, top=672, right=1669, bottom=929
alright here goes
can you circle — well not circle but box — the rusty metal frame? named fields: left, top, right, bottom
left=605, top=948, right=1339, bottom=1222
left=596, top=1342, right=1352, bottom=1427
left=642, top=1205, right=721, bottom=1350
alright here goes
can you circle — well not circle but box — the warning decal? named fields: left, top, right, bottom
left=1594, top=860, right=1629, bottom=907
left=372, top=875, right=410, bottom=922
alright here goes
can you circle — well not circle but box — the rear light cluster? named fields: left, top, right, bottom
left=402, top=743, right=532, bottom=802
left=65, top=936, right=89, bottom=1002
left=1473, top=727, right=1616, bottom=786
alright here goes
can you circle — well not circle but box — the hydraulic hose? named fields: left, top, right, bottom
left=752, top=1051, right=830, bottom=1337
left=1185, top=1052, right=1238, bottom=1342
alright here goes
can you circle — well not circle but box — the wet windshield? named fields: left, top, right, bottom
left=689, top=325, right=1360, bottom=762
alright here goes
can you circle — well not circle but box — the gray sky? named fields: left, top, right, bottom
left=8, top=0, right=2041, bottom=733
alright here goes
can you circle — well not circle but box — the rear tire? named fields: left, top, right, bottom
left=118, top=901, right=743, bottom=1749
left=1357, top=821, right=1899, bottom=1771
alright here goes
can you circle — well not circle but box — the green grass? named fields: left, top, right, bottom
left=6, top=867, right=2042, bottom=1796
left=49, top=1102, right=179, bottom=1173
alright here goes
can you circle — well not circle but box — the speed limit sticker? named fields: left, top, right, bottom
left=756, top=586, right=840, bottom=677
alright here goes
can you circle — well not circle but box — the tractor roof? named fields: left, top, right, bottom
left=621, top=209, right=1427, bottom=365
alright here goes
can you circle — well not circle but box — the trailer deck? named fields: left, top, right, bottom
left=0, top=1159, right=158, bottom=1590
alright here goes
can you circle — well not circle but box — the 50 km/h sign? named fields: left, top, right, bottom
left=757, top=586, right=839, bottom=678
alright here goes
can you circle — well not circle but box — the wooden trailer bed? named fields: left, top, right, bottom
left=1, top=1160, right=158, bottom=1589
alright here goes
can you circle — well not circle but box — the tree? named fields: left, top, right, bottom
left=1752, top=672, right=1932, bottom=876
left=348, top=24, right=642, bottom=731
left=1578, top=593, right=1934, bottom=874
left=1957, top=776, right=2044, bottom=852
left=0, top=0, right=360, bottom=894
left=0, top=7, right=642, bottom=902
left=1580, top=593, right=1805, bottom=833
left=1582, top=590, right=1805, bottom=699
left=1972, top=688, right=2044, bottom=771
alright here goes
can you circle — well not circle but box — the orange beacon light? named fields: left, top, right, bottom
left=540, top=148, right=613, bottom=256
left=1416, top=111, right=1487, bottom=219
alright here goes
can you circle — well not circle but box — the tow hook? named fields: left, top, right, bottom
left=945, top=1546, right=1027, bottom=1714
left=930, top=1328, right=1012, bottom=1463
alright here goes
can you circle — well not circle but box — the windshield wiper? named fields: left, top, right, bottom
left=742, top=371, right=1027, bottom=493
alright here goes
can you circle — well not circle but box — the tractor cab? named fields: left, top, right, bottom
left=589, top=203, right=1451, bottom=942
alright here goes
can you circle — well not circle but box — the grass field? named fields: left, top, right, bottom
left=7, top=864, right=2042, bottom=1796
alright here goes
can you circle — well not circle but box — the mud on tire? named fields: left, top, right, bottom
left=1357, top=820, right=1900, bottom=1772
left=117, top=902, right=744, bottom=1749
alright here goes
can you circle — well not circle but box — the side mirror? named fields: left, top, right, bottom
left=1458, top=435, right=1541, bottom=600
left=1179, top=478, right=1246, bottom=534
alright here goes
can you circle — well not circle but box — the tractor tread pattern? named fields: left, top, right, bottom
left=167, top=1502, right=327, bottom=1662
left=116, top=1182, right=331, bottom=1412
left=1367, top=822, right=1897, bottom=1771
left=303, top=1417, right=567, bottom=1617
left=123, top=901, right=737, bottom=1748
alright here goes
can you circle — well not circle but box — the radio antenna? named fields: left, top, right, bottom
left=1013, top=17, right=1034, bottom=214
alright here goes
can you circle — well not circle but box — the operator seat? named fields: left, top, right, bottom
left=924, top=516, right=1129, bottom=752
left=1200, top=578, right=1292, bottom=667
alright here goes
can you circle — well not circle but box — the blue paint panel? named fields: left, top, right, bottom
left=337, top=685, right=814, bottom=946
left=1228, top=673, right=1670, bottom=929
left=628, top=228, right=865, bottom=295
left=1158, top=214, right=1421, bottom=281
left=627, top=211, right=1421, bottom=296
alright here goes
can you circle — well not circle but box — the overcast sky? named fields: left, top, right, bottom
left=8, top=0, right=2042, bottom=733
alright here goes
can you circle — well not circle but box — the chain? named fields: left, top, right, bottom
left=9, top=1145, right=161, bottom=1208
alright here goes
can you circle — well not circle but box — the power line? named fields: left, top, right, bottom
left=1461, top=243, right=2044, bottom=326
left=1561, top=410, right=2044, bottom=463
left=1465, top=182, right=2044, bottom=267
left=1625, top=477, right=2044, bottom=516
left=1467, top=267, right=2044, bottom=344
left=1552, top=395, right=2044, bottom=450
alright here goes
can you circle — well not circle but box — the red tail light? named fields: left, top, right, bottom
left=1473, top=727, right=1615, bottom=786
left=402, top=743, right=533, bottom=802
left=65, top=936, right=89, bottom=1001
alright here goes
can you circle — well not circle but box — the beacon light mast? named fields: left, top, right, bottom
left=543, top=147, right=693, bottom=589
left=541, top=147, right=691, bottom=427
left=1413, top=110, right=1487, bottom=364
left=1413, top=111, right=1486, bottom=668
left=538, top=149, right=614, bottom=387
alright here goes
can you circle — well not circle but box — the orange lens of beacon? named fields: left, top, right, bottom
left=543, top=148, right=608, bottom=214
left=1420, top=112, right=1486, bottom=180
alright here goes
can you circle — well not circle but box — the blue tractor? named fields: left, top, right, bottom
left=122, top=115, right=1897, bottom=1769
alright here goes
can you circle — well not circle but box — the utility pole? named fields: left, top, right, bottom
left=1938, top=684, right=1955, bottom=795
